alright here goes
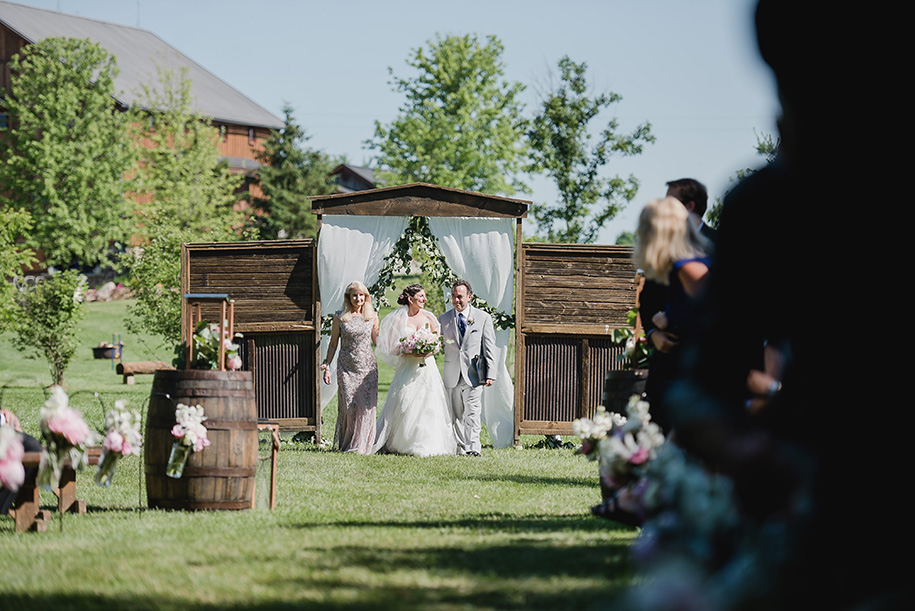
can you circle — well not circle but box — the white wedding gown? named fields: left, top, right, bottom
left=373, top=308, right=457, bottom=457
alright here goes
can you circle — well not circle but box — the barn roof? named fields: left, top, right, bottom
left=309, top=182, right=529, bottom=218
left=0, top=0, right=283, bottom=129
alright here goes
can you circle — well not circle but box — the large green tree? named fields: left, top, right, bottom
left=0, top=208, right=37, bottom=332
left=129, top=66, right=243, bottom=239
left=123, top=67, right=244, bottom=347
left=253, top=104, right=337, bottom=240
left=0, top=37, right=136, bottom=268
left=368, top=34, right=527, bottom=195
left=526, top=56, right=654, bottom=243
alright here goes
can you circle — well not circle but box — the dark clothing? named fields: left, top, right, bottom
left=643, top=256, right=710, bottom=433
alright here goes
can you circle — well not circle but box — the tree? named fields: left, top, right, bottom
left=526, top=56, right=655, bottom=243
left=9, top=269, right=87, bottom=386
left=253, top=104, right=337, bottom=239
left=368, top=34, right=527, bottom=195
left=0, top=37, right=136, bottom=268
left=129, top=66, right=243, bottom=239
left=614, top=230, right=636, bottom=246
left=123, top=67, right=245, bottom=347
left=0, top=208, right=37, bottom=332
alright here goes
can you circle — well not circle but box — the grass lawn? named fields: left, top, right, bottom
left=0, top=299, right=637, bottom=610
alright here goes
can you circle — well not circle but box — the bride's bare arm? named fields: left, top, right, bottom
left=424, top=310, right=440, bottom=333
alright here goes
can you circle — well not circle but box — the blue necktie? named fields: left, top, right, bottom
left=458, top=313, right=466, bottom=338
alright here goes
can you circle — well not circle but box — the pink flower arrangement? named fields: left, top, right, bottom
left=573, top=394, right=665, bottom=491
left=37, top=386, right=96, bottom=489
left=399, top=324, right=446, bottom=366
left=102, top=400, right=142, bottom=457
left=0, top=426, right=25, bottom=492
left=171, top=403, right=210, bottom=453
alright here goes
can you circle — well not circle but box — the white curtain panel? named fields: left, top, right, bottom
left=428, top=217, right=516, bottom=448
left=317, top=215, right=410, bottom=409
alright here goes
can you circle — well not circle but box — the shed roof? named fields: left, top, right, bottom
left=309, top=182, right=529, bottom=218
left=0, top=0, right=283, bottom=129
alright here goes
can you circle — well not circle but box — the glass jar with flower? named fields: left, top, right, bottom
left=166, top=402, right=210, bottom=478
left=95, top=399, right=143, bottom=487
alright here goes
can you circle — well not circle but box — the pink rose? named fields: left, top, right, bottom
left=629, top=446, right=650, bottom=465
left=0, top=459, right=25, bottom=491
left=193, top=425, right=210, bottom=453
left=171, top=424, right=185, bottom=439
left=227, top=355, right=242, bottom=371
left=48, top=409, right=91, bottom=445
left=103, top=430, right=124, bottom=453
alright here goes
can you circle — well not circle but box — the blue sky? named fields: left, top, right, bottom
left=11, top=0, right=779, bottom=243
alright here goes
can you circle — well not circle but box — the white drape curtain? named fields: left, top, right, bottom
left=317, top=215, right=410, bottom=409
left=428, top=217, right=516, bottom=449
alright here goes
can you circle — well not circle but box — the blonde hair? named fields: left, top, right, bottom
left=633, top=197, right=709, bottom=284
left=340, top=281, right=376, bottom=322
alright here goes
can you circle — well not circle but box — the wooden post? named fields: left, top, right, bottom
left=513, top=221, right=524, bottom=448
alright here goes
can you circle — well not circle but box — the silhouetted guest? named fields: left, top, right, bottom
left=663, top=1, right=906, bottom=608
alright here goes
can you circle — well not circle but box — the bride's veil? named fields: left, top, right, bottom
left=375, top=306, right=408, bottom=369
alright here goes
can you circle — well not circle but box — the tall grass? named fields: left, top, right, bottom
left=0, top=298, right=636, bottom=610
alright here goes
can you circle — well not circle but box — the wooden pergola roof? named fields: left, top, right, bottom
left=309, top=182, right=529, bottom=218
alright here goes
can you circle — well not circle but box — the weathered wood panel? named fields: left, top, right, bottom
left=520, top=243, right=638, bottom=330
left=514, top=242, right=640, bottom=442
left=181, top=240, right=319, bottom=435
left=523, top=336, right=580, bottom=424
left=239, top=332, right=317, bottom=431
left=183, top=240, right=315, bottom=333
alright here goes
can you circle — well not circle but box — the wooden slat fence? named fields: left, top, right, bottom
left=514, top=243, right=639, bottom=443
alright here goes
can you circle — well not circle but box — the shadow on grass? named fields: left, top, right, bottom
left=285, top=513, right=636, bottom=534
left=0, top=580, right=629, bottom=611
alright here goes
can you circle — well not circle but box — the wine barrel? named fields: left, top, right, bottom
left=145, top=369, right=258, bottom=510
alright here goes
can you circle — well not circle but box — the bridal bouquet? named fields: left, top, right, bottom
left=166, top=403, right=210, bottom=478
left=37, top=386, right=96, bottom=489
left=95, top=400, right=143, bottom=487
left=0, top=425, right=25, bottom=492
left=400, top=324, right=446, bottom=366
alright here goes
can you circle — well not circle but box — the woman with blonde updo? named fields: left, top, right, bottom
left=323, top=281, right=379, bottom=454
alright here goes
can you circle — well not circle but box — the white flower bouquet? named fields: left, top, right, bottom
left=166, top=403, right=210, bottom=478
left=399, top=324, right=446, bottom=366
left=95, top=400, right=143, bottom=487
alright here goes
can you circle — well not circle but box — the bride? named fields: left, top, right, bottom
left=373, top=283, right=457, bottom=457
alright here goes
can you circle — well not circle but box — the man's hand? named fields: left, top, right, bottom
left=649, top=330, right=679, bottom=353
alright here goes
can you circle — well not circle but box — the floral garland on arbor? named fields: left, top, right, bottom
left=322, top=216, right=514, bottom=333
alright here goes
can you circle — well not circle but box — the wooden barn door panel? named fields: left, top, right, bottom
left=522, top=337, right=581, bottom=432
left=182, top=240, right=319, bottom=435
left=239, top=333, right=316, bottom=428
left=514, top=243, right=638, bottom=444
